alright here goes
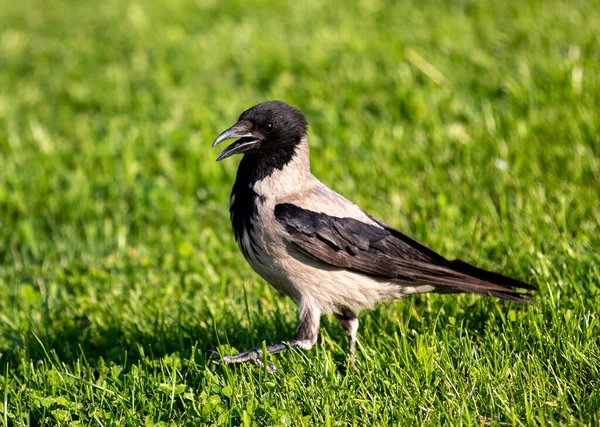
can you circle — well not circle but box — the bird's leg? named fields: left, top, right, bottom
left=211, top=300, right=320, bottom=372
left=335, top=311, right=359, bottom=362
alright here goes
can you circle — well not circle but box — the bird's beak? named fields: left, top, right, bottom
left=212, top=120, right=260, bottom=161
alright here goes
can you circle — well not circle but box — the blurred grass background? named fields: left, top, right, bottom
left=0, top=0, right=599, bottom=425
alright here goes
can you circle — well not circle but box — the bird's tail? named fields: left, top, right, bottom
left=392, top=257, right=536, bottom=304
left=444, top=258, right=536, bottom=304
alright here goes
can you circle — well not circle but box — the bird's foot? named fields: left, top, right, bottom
left=206, top=349, right=277, bottom=373
left=348, top=352, right=358, bottom=374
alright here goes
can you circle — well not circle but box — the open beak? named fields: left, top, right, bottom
left=212, top=120, right=260, bottom=161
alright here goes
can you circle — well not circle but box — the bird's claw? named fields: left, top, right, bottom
left=253, top=358, right=277, bottom=373
left=206, top=350, right=233, bottom=363
left=206, top=350, right=221, bottom=360
left=206, top=349, right=277, bottom=373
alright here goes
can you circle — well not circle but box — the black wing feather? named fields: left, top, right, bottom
left=274, top=203, right=535, bottom=303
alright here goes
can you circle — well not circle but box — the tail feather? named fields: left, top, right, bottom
left=445, top=258, right=536, bottom=304
left=389, top=256, right=536, bottom=303
left=374, top=218, right=536, bottom=304
left=450, top=259, right=536, bottom=291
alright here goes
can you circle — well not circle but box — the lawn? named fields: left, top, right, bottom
left=1, top=0, right=599, bottom=424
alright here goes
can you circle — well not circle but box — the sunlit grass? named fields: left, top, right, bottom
left=0, top=0, right=599, bottom=424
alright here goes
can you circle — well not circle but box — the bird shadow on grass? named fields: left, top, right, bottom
left=0, top=304, right=298, bottom=376
left=1, top=295, right=506, bottom=377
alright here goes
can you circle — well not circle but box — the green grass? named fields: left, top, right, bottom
left=1, top=0, right=599, bottom=424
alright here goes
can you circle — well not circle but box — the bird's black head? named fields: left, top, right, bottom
left=212, top=101, right=307, bottom=163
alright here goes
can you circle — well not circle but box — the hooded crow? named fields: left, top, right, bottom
left=211, top=100, right=535, bottom=371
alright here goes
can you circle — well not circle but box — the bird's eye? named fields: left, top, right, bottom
left=264, top=123, right=273, bottom=133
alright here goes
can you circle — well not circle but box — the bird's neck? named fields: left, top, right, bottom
left=233, top=136, right=311, bottom=201
left=229, top=138, right=311, bottom=241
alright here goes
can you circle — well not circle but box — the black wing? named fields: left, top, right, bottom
left=274, top=203, right=535, bottom=303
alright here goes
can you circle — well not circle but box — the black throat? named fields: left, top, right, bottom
left=229, top=144, right=298, bottom=243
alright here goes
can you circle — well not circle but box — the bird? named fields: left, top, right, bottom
left=210, top=100, right=535, bottom=371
